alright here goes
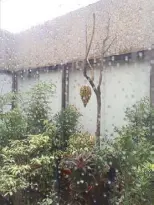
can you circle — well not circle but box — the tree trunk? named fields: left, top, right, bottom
left=95, top=88, right=101, bottom=147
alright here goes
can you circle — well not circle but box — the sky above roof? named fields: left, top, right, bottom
left=0, top=0, right=99, bottom=33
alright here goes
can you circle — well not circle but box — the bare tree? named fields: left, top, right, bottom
left=83, top=13, right=116, bottom=147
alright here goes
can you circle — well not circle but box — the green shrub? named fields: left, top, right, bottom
left=41, top=98, right=153, bottom=205
left=0, top=83, right=82, bottom=204
left=25, top=82, right=55, bottom=134
left=0, top=88, right=153, bottom=205
left=120, top=97, right=153, bottom=142
left=0, top=107, right=27, bottom=147
left=48, top=132, right=152, bottom=205
left=53, top=105, right=81, bottom=149
left=0, top=130, right=56, bottom=196
left=112, top=97, right=154, bottom=204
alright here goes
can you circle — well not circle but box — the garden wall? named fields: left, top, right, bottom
left=0, top=60, right=151, bottom=137
left=0, top=73, right=12, bottom=95
left=0, top=72, right=12, bottom=111
left=69, top=61, right=151, bottom=137
left=17, top=69, right=62, bottom=116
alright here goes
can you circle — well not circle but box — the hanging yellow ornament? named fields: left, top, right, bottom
left=80, top=85, right=92, bottom=107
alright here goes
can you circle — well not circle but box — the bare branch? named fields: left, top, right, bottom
left=103, top=36, right=116, bottom=55
left=98, top=18, right=116, bottom=88
left=97, top=18, right=110, bottom=88
left=84, top=13, right=96, bottom=92
left=101, top=18, right=111, bottom=55
left=106, top=17, right=111, bottom=39
left=85, top=13, right=96, bottom=60
left=84, top=68, right=97, bottom=94
left=98, top=37, right=116, bottom=88
left=85, top=24, right=88, bottom=54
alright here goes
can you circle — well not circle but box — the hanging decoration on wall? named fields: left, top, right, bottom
left=80, top=85, right=92, bottom=107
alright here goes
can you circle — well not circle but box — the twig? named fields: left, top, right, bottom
left=83, top=13, right=97, bottom=92
left=85, top=24, right=88, bottom=54
left=85, top=13, right=96, bottom=60
left=101, top=17, right=111, bottom=56
left=103, top=36, right=116, bottom=55
left=98, top=18, right=116, bottom=88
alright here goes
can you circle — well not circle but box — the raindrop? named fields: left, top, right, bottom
left=138, top=52, right=143, bottom=58
left=111, top=56, right=115, bottom=61
left=125, top=56, right=128, bottom=61
left=108, top=181, right=111, bottom=184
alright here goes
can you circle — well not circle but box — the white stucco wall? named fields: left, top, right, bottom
left=0, top=61, right=150, bottom=136
left=39, top=70, right=62, bottom=116
left=0, top=73, right=12, bottom=111
left=18, top=69, right=62, bottom=116
left=69, top=61, right=151, bottom=137
left=0, top=73, right=12, bottom=95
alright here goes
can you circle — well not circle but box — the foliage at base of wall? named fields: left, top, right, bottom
left=0, top=85, right=153, bottom=205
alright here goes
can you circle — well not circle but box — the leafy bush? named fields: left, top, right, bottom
left=0, top=93, right=27, bottom=148
left=25, top=82, right=55, bottom=134
left=54, top=105, right=81, bottom=145
left=67, top=132, right=94, bottom=154
left=0, top=107, right=27, bottom=146
left=120, top=97, right=153, bottom=142
left=40, top=98, right=153, bottom=205
left=46, top=133, right=152, bottom=205
left=0, top=131, right=92, bottom=204
left=0, top=82, right=55, bottom=147
left=0, top=130, right=56, bottom=196
left=112, top=98, right=154, bottom=204
left=106, top=134, right=153, bottom=205
left=0, top=83, right=82, bottom=205
left=0, top=87, right=153, bottom=205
